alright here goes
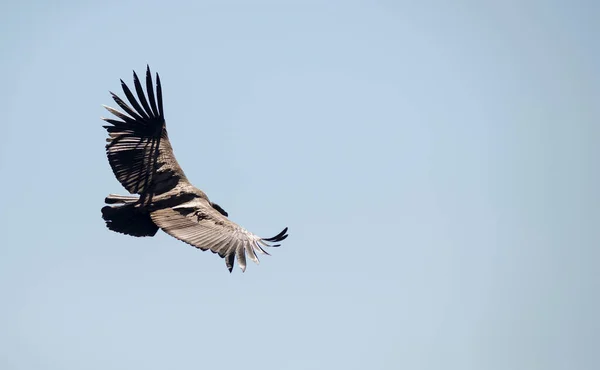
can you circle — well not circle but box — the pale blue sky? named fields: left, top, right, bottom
left=1, top=1, right=598, bottom=369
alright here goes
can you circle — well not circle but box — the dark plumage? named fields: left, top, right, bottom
left=101, top=66, right=288, bottom=272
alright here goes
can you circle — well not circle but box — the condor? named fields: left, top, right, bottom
left=101, top=66, right=288, bottom=272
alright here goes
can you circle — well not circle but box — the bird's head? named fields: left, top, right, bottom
left=210, top=202, right=228, bottom=217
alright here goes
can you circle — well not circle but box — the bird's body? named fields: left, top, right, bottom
left=101, top=66, right=287, bottom=272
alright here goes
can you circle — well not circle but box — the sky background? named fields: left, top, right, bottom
left=0, top=1, right=598, bottom=369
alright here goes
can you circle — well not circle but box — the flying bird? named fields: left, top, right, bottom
left=100, top=66, right=288, bottom=272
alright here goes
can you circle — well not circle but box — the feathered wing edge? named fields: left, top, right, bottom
left=221, top=227, right=289, bottom=273
left=226, top=226, right=289, bottom=272
left=261, top=227, right=289, bottom=245
left=101, top=65, right=165, bottom=196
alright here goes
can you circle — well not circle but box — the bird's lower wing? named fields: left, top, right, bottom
left=150, top=203, right=288, bottom=272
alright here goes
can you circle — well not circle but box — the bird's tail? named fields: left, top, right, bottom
left=101, top=194, right=159, bottom=237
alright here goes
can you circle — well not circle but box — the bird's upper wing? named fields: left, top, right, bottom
left=102, top=66, right=187, bottom=196
left=150, top=198, right=288, bottom=272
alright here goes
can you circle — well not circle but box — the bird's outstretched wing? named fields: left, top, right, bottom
left=102, top=66, right=187, bottom=196
left=150, top=198, right=289, bottom=272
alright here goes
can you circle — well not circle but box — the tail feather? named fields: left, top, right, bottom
left=105, top=194, right=139, bottom=204
left=101, top=198, right=159, bottom=237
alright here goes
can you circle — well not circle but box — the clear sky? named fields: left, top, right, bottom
left=1, top=1, right=598, bottom=369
